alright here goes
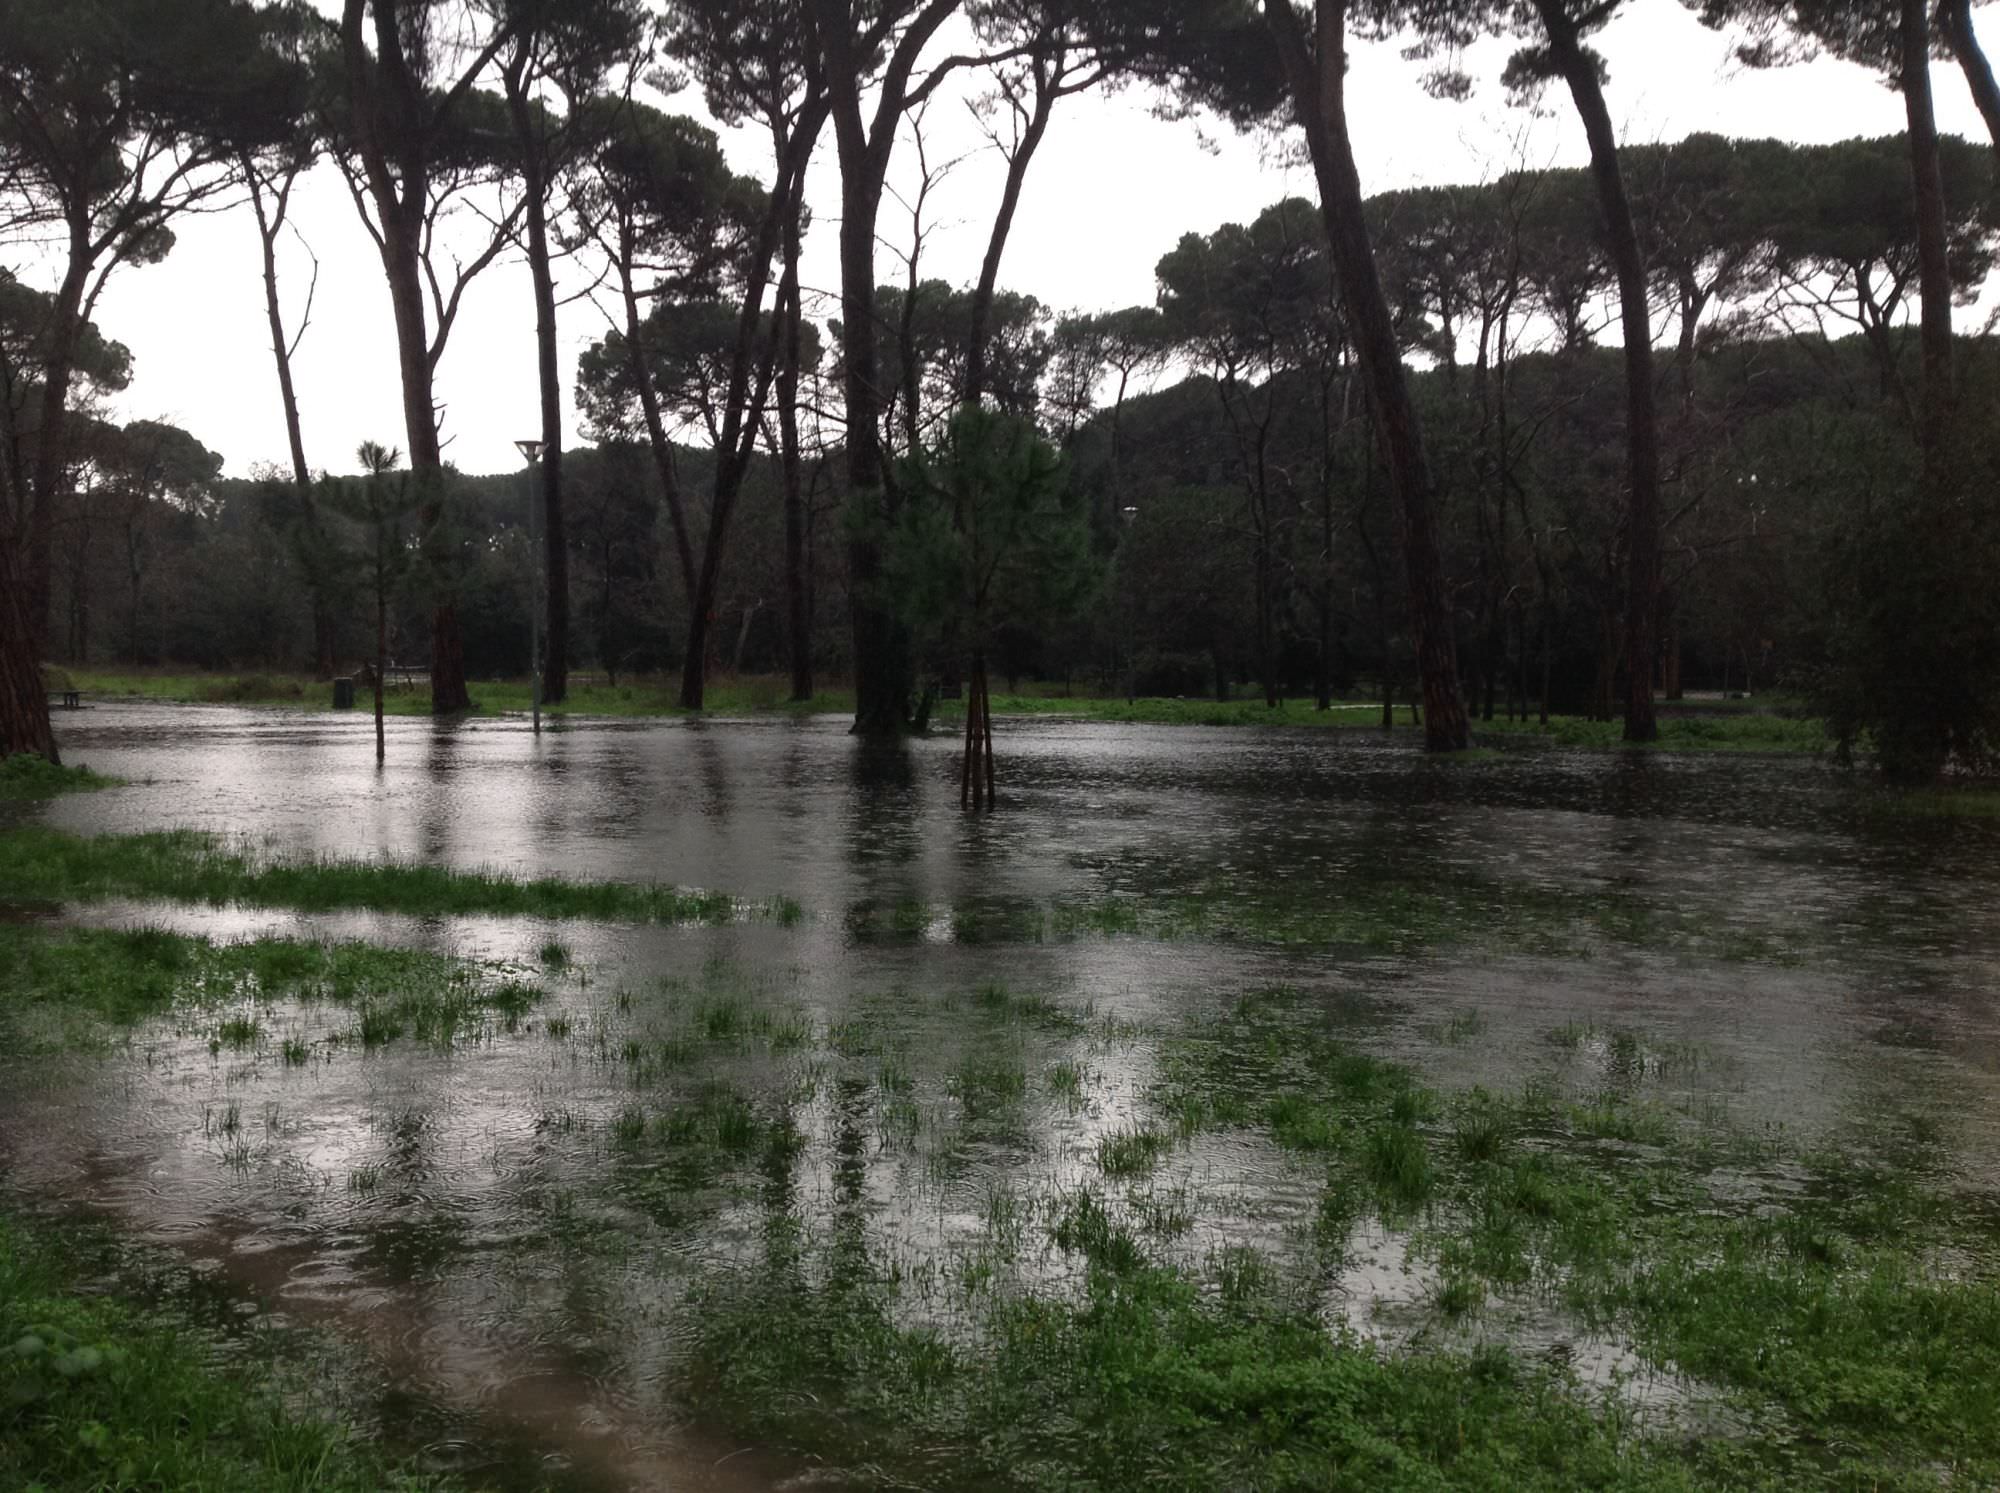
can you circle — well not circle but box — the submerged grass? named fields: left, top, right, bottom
left=2, top=913, right=1992, bottom=1488
left=0, top=923, right=543, bottom=1056
left=0, top=1210, right=462, bottom=1492
left=0, top=825, right=800, bottom=927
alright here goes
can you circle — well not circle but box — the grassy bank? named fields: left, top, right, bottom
left=0, top=1207, right=470, bottom=1492
left=65, top=668, right=1827, bottom=753
left=0, top=826, right=801, bottom=928
left=0, top=753, right=122, bottom=800
left=67, top=668, right=849, bottom=719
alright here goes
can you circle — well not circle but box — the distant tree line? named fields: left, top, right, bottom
left=1, top=0, right=1996, bottom=783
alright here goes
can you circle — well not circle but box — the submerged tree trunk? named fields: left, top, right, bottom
left=0, top=539, right=57, bottom=762
left=1536, top=0, right=1660, bottom=744
left=1265, top=0, right=1468, bottom=751
left=961, top=652, right=995, bottom=810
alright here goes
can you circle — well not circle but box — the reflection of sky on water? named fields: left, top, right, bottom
left=12, top=701, right=2000, bottom=1484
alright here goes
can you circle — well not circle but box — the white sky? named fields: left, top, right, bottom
left=49, top=0, right=1997, bottom=479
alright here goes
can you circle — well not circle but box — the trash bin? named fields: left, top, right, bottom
left=332, top=677, right=356, bottom=710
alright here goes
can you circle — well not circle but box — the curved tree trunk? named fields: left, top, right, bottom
left=963, top=63, right=1055, bottom=404
left=1941, top=0, right=2000, bottom=167
left=1264, top=0, right=1468, bottom=751
left=1536, top=1, right=1660, bottom=744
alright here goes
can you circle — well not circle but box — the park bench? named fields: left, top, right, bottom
left=49, top=688, right=80, bottom=709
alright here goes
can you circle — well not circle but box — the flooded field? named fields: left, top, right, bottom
left=6, top=701, right=2000, bottom=1488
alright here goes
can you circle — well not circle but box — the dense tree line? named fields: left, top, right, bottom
left=2, top=0, right=1996, bottom=782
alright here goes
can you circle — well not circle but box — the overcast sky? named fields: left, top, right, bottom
left=46, top=0, right=1997, bottom=480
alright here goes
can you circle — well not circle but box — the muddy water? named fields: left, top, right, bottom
left=9, top=701, right=2000, bottom=1485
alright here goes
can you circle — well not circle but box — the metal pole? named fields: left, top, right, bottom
left=528, top=455, right=541, bottom=735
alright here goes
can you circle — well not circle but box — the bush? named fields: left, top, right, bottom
left=1131, top=651, right=1212, bottom=699
left=1813, top=489, right=2000, bottom=783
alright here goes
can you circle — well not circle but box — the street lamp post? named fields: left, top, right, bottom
left=516, top=438, right=544, bottom=735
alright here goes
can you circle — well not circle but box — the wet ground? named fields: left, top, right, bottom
left=7, top=701, right=2000, bottom=1487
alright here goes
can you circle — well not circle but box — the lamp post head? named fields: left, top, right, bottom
left=515, top=438, right=544, bottom=463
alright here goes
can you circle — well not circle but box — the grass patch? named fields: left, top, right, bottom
left=65, top=668, right=1829, bottom=753
left=0, top=754, right=121, bottom=800
left=68, top=668, right=853, bottom=721
left=0, top=923, right=542, bottom=1056
left=1473, top=708, right=1826, bottom=754
left=0, top=826, right=795, bottom=928
left=0, top=1210, right=464, bottom=1491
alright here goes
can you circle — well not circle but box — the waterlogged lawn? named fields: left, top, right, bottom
left=0, top=826, right=802, bottom=927
left=2, top=918, right=1993, bottom=1488
left=0, top=825, right=1821, bottom=965
left=0, top=1211, right=469, bottom=1493
left=0, top=923, right=551, bottom=1058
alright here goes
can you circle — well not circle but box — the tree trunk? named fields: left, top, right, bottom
left=963, top=64, right=1055, bottom=404
left=1941, top=0, right=2000, bottom=167
left=618, top=227, right=698, bottom=604
left=23, top=235, right=91, bottom=659
left=813, top=0, right=957, bottom=738
left=374, top=557, right=388, bottom=765
left=1536, top=0, right=1659, bottom=745
left=1265, top=0, right=1468, bottom=751
left=1902, top=0, right=1957, bottom=474
left=505, top=68, right=570, bottom=706
left=245, top=159, right=336, bottom=679
left=0, top=538, right=57, bottom=762
left=342, top=0, right=473, bottom=717
left=675, top=104, right=822, bottom=714
left=961, top=651, right=995, bottom=810
left=779, top=202, right=813, bottom=702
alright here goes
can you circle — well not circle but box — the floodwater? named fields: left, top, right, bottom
left=7, top=700, right=2000, bottom=1487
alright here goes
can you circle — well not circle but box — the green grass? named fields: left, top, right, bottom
left=1873, top=785, right=2000, bottom=818
left=0, top=1211, right=462, bottom=1492
left=68, top=668, right=851, bottom=720
left=0, top=753, right=122, bottom=799
left=63, top=668, right=1831, bottom=753
left=0, top=825, right=798, bottom=927
left=0, top=923, right=543, bottom=1056
left=1473, top=709, right=1827, bottom=753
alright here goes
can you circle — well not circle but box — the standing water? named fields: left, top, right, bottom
left=6, top=700, right=2000, bottom=1487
